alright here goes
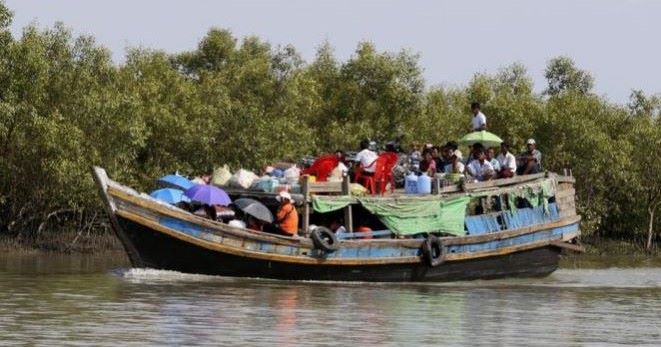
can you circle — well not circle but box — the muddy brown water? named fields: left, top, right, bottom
left=1, top=252, right=659, bottom=346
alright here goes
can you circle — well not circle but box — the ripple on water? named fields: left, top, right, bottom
left=2, top=256, right=661, bottom=346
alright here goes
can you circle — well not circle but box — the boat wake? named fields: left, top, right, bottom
left=111, top=267, right=661, bottom=289
left=113, top=268, right=228, bottom=283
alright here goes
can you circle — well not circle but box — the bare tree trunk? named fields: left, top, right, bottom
left=647, top=207, right=655, bottom=252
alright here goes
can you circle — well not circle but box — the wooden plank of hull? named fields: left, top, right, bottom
left=118, top=216, right=561, bottom=282
left=111, top=185, right=580, bottom=264
left=115, top=191, right=580, bottom=260
left=108, top=186, right=317, bottom=249
left=442, top=215, right=581, bottom=246
left=91, top=167, right=143, bottom=266
left=437, top=173, right=548, bottom=194
left=116, top=209, right=421, bottom=265
left=96, top=166, right=579, bottom=280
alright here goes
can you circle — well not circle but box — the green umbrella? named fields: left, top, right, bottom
left=459, top=130, right=503, bottom=147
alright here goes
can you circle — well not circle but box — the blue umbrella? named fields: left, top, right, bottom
left=158, top=174, right=194, bottom=190
left=184, top=184, right=232, bottom=206
left=150, top=188, right=191, bottom=205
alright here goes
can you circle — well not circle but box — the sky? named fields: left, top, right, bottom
left=4, top=0, right=660, bottom=103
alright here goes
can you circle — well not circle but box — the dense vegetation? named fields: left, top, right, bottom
left=0, top=4, right=659, bottom=250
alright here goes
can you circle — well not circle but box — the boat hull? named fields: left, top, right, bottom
left=118, top=216, right=561, bottom=282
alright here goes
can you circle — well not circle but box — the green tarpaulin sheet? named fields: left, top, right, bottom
left=311, top=178, right=556, bottom=236
left=312, top=195, right=470, bottom=236
left=312, top=195, right=355, bottom=213
left=499, top=178, right=555, bottom=211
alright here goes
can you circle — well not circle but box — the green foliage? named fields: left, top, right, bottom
left=0, top=3, right=658, bottom=246
left=544, top=56, right=594, bottom=96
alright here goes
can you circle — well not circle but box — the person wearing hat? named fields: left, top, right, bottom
left=517, top=138, right=543, bottom=175
left=275, top=191, right=299, bottom=236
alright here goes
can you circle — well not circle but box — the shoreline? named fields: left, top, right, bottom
left=0, top=230, right=123, bottom=254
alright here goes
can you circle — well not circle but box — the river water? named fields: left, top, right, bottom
left=0, top=253, right=660, bottom=346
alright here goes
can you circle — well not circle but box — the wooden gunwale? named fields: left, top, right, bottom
left=108, top=186, right=315, bottom=249
left=314, top=175, right=567, bottom=204
left=436, top=173, right=546, bottom=194
left=111, top=187, right=426, bottom=249
left=117, top=207, right=579, bottom=265
left=443, top=232, right=579, bottom=261
left=441, top=215, right=581, bottom=246
left=116, top=209, right=421, bottom=265
left=91, top=167, right=143, bottom=266
left=109, top=179, right=580, bottom=249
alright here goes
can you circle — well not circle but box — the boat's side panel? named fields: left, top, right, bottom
left=91, top=167, right=144, bottom=266
left=112, top=192, right=578, bottom=265
left=117, top=216, right=560, bottom=282
left=556, top=182, right=577, bottom=219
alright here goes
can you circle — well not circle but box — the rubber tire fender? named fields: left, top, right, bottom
left=311, top=226, right=340, bottom=252
left=422, top=235, right=445, bottom=267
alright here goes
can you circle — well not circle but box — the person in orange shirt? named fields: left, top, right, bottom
left=275, top=192, right=299, bottom=236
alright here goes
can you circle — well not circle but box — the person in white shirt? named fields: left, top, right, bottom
left=330, top=220, right=348, bottom=236
left=467, top=148, right=495, bottom=181
left=486, top=147, right=501, bottom=172
left=444, top=154, right=465, bottom=174
left=471, top=102, right=487, bottom=131
left=354, top=139, right=378, bottom=175
left=496, top=142, right=517, bottom=178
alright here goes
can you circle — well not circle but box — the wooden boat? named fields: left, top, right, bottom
left=92, top=166, right=582, bottom=282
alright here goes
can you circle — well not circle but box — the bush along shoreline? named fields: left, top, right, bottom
left=0, top=3, right=658, bottom=253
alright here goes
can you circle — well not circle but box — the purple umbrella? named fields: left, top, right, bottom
left=184, top=184, right=232, bottom=206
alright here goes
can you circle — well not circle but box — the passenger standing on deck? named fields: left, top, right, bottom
left=354, top=139, right=378, bottom=177
left=471, top=102, right=487, bottom=131
left=275, top=191, right=299, bottom=237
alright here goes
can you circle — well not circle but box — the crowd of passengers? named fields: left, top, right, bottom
left=176, top=102, right=542, bottom=238
left=351, top=102, right=542, bottom=183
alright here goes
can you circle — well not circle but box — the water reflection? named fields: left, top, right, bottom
left=0, top=254, right=660, bottom=346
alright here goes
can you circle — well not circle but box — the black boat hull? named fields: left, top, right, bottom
left=118, top=217, right=561, bottom=282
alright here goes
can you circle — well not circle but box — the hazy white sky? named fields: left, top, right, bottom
left=5, top=0, right=660, bottom=103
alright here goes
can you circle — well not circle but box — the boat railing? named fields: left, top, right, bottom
left=337, top=229, right=393, bottom=240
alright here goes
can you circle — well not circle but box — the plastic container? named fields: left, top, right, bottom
left=404, top=173, right=418, bottom=194
left=300, top=174, right=316, bottom=184
left=251, top=177, right=280, bottom=193
left=416, top=174, right=432, bottom=194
